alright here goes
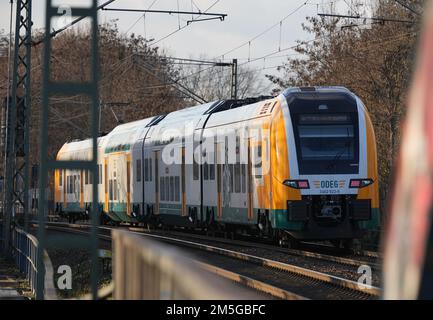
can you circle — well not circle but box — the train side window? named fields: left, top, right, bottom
left=241, top=164, right=246, bottom=193
left=109, top=180, right=113, bottom=201
left=100, top=164, right=103, bottom=185
left=209, top=151, right=215, bottom=180
left=235, top=163, right=241, bottom=193
left=165, top=176, right=170, bottom=202
left=85, top=170, right=88, bottom=185
left=204, top=162, right=209, bottom=180
left=255, top=145, right=263, bottom=179
left=229, top=164, right=234, bottom=192
left=160, top=177, right=165, bottom=201
left=170, top=176, right=175, bottom=201
left=89, top=171, right=93, bottom=185
left=175, top=176, right=180, bottom=202
left=149, top=158, right=152, bottom=181
left=113, top=179, right=118, bottom=201
left=193, top=156, right=199, bottom=180
left=137, top=159, right=142, bottom=182
left=144, top=158, right=148, bottom=181
left=209, top=164, right=215, bottom=180
left=59, top=170, right=63, bottom=187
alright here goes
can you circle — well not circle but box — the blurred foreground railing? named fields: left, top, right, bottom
left=10, top=227, right=57, bottom=299
left=112, top=229, right=252, bottom=300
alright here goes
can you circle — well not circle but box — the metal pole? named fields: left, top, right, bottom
left=3, top=0, right=32, bottom=253
left=231, top=58, right=238, bottom=100
left=23, top=0, right=32, bottom=232
left=38, top=0, right=100, bottom=299
left=1, top=0, right=14, bottom=255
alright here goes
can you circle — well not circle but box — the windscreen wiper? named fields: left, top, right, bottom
left=326, top=128, right=351, bottom=172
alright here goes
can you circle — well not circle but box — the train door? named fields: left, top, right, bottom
left=181, top=147, right=187, bottom=216
left=222, top=136, right=231, bottom=209
left=80, top=170, right=84, bottom=209
left=126, top=156, right=131, bottom=215
left=247, top=139, right=253, bottom=220
left=63, top=170, right=67, bottom=209
left=216, top=143, right=222, bottom=218
left=154, top=150, right=160, bottom=215
left=110, top=158, right=120, bottom=212
left=104, top=158, right=108, bottom=213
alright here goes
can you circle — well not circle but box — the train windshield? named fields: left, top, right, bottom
left=293, top=113, right=359, bottom=174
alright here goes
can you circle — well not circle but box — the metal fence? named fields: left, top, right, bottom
left=10, top=227, right=57, bottom=299
left=112, top=229, right=253, bottom=300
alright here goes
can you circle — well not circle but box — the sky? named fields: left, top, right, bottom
left=0, top=0, right=373, bottom=94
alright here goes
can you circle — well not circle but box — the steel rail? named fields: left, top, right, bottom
left=128, top=227, right=381, bottom=270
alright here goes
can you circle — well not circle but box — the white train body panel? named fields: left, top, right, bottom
left=54, top=87, right=380, bottom=241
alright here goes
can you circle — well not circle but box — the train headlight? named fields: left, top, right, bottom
left=283, top=180, right=310, bottom=189
left=349, top=179, right=374, bottom=188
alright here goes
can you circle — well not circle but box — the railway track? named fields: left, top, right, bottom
left=127, top=227, right=382, bottom=270
left=38, top=222, right=381, bottom=300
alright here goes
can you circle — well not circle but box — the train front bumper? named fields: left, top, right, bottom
left=284, top=196, right=372, bottom=240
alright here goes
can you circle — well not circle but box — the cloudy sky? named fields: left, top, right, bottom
left=0, top=0, right=367, bottom=92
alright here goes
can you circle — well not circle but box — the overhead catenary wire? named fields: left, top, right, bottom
left=149, top=0, right=221, bottom=46
left=32, top=0, right=118, bottom=46
left=216, top=1, right=310, bottom=59
left=393, top=0, right=421, bottom=16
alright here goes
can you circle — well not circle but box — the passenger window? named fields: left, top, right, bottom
left=113, top=179, right=118, bottom=201
left=229, top=164, right=234, bottom=191
left=170, top=176, right=174, bottom=201
left=59, top=170, right=63, bottom=187
left=165, top=176, right=170, bottom=202
left=149, top=158, right=152, bottom=181
left=109, top=180, right=113, bottom=200
left=175, top=176, right=180, bottom=201
left=241, top=164, right=246, bottom=193
left=137, top=159, right=142, bottom=182
left=193, top=157, right=199, bottom=180
left=85, top=170, right=88, bottom=185
left=204, top=163, right=209, bottom=180
left=209, top=164, right=215, bottom=180
left=160, top=177, right=165, bottom=201
left=255, top=145, right=263, bottom=179
left=235, top=163, right=241, bottom=193
left=144, top=159, right=148, bottom=181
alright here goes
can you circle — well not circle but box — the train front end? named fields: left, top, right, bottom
left=278, top=87, right=380, bottom=244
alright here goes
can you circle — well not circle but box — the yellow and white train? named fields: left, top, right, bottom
left=54, top=87, right=380, bottom=247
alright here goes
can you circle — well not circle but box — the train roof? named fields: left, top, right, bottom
left=56, top=86, right=364, bottom=157
left=282, top=86, right=357, bottom=98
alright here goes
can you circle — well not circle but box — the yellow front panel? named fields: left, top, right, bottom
left=357, top=111, right=380, bottom=208
left=269, top=105, right=301, bottom=210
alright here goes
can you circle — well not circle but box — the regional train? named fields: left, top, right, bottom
left=54, top=87, right=380, bottom=248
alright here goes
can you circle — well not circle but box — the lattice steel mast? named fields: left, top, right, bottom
left=2, top=0, right=32, bottom=253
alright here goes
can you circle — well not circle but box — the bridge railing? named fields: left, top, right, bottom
left=112, top=229, right=250, bottom=299
left=10, top=227, right=57, bottom=299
